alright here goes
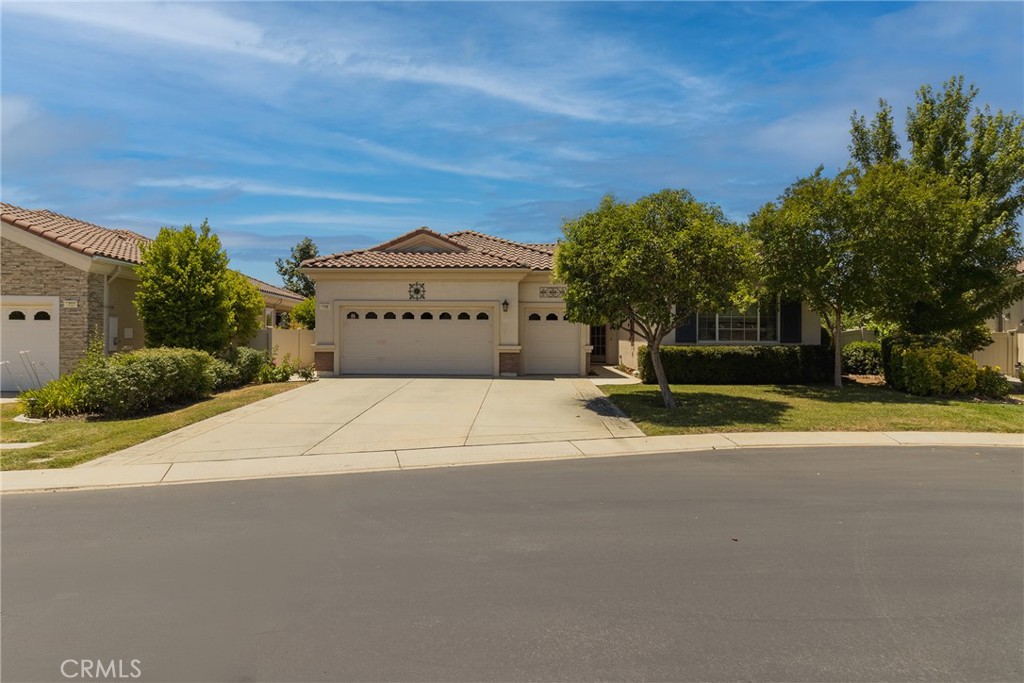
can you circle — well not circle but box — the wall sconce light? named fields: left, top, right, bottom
left=501, top=299, right=510, bottom=312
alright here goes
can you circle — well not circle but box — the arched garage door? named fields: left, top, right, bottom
left=340, top=306, right=494, bottom=375
left=522, top=308, right=581, bottom=375
left=1, top=296, right=60, bottom=392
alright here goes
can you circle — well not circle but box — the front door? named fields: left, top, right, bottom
left=589, top=325, right=607, bottom=363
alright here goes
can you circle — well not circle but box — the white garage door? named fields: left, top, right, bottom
left=341, top=306, right=494, bottom=375
left=522, top=308, right=581, bottom=375
left=1, top=296, right=60, bottom=392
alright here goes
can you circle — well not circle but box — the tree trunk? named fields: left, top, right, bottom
left=833, top=305, right=843, bottom=388
left=649, top=341, right=677, bottom=410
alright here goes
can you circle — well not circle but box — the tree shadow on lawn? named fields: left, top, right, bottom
left=606, top=389, right=790, bottom=430
left=770, top=383, right=990, bottom=407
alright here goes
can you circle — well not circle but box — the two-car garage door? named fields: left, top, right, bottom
left=341, top=306, right=494, bottom=375
left=338, top=304, right=583, bottom=376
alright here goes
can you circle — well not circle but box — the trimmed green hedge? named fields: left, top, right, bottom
left=842, top=341, right=883, bottom=375
left=90, top=348, right=216, bottom=417
left=637, top=345, right=832, bottom=385
left=19, top=343, right=311, bottom=419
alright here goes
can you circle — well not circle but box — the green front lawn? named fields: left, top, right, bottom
left=602, top=382, right=1024, bottom=435
left=1, top=382, right=301, bottom=470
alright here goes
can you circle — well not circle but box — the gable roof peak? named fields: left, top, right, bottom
left=368, top=226, right=468, bottom=253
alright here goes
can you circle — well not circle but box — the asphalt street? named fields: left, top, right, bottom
left=2, top=446, right=1022, bottom=682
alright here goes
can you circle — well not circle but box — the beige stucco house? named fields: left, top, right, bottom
left=302, top=227, right=823, bottom=378
left=0, top=202, right=302, bottom=392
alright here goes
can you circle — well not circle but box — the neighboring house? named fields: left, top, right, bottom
left=244, top=275, right=305, bottom=328
left=301, top=227, right=823, bottom=378
left=0, top=202, right=301, bottom=392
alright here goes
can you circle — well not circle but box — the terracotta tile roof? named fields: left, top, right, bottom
left=369, top=227, right=467, bottom=252
left=446, top=230, right=555, bottom=270
left=2, top=202, right=300, bottom=305
left=304, top=250, right=524, bottom=269
left=305, top=226, right=556, bottom=271
left=243, top=274, right=304, bottom=302
left=1, top=202, right=149, bottom=263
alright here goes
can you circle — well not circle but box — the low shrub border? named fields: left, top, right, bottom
left=882, top=335, right=1011, bottom=398
left=637, top=344, right=832, bottom=385
left=19, top=343, right=316, bottom=419
left=842, top=341, right=883, bottom=375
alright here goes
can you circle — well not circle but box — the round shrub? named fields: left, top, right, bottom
left=895, top=346, right=977, bottom=396
left=842, top=341, right=883, bottom=375
left=230, top=346, right=272, bottom=386
left=208, top=358, right=242, bottom=392
left=975, top=366, right=1011, bottom=398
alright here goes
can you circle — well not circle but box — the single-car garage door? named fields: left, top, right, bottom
left=340, top=306, right=494, bottom=375
left=522, top=308, right=581, bottom=375
left=1, top=296, right=60, bottom=392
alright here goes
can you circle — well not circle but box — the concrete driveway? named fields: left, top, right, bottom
left=87, top=377, right=642, bottom=467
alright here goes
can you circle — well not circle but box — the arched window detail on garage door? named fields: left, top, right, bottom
left=346, top=311, right=359, bottom=319
left=528, top=313, right=541, bottom=321
left=439, top=312, right=452, bottom=320
left=384, top=312, right=396, bottom=319
left=476, top=312, right=489, bottom=320
left=421, top=312, right=433, bottom=320
left=7, top=311, right=25, bottom=321
left=33, top=311, right=51, bottom=321
left=563, top=314, right=569, bottom=320
left=458, top=312, right=470, bottom=320
left=546, top=313, right=559, bottom=321
left=365, top=312, right=378, bottom=319
left=402, top=312, right=415, bottom=320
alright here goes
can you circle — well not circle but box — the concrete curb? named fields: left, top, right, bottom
left=3, top=431, right=1021, bottom=494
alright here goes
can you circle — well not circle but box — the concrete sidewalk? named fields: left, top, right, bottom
left=3, top=431, right=1021, bottom=494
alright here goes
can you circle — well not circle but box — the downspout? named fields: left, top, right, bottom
left=103, top=268, right=121, bottom=354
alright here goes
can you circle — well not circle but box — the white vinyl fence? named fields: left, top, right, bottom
left=248, top=328, right=315, bottom=366
left=840, top=328, right=877, bottom=347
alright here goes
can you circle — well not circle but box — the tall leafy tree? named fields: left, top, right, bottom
left=751, top=169, right=865, bottom=388
left=290, top=296, right=316, bottom=330
left=225, top=270, right=266, bottom=346
left=134, top=221, right=232, bottom=352
left=849, top=76, right=1024, bottom=341
left=275, top=238, right=319, bottom=299
left=556, top=189, right=754, bottom=409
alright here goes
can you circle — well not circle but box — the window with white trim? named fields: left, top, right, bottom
left=697, top=304, right=778, bottom=343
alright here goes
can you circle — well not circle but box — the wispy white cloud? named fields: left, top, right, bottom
left=331, top=135, right=539, bottom=181
left=136, top=177, right=420, bottom=205
left=3, top=2, right=300, bottom=64
left=223, top=212, right=421, bottom=230
left=338, top=55, right=614, bottom=123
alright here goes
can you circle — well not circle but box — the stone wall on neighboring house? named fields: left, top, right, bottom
left=1, top=237, right=105, bottom=374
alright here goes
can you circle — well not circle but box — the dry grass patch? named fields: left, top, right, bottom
left=1, top=382, right=301, bottom=470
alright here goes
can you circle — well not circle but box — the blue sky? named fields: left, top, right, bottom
left=2, top=2, right=1021, bottom=285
